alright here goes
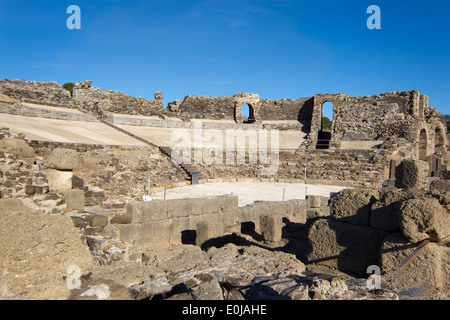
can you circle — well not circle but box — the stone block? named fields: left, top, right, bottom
left=395, top=159, right=430, bottom=189
left=83, top=213, right=108, bottom=228
left=380, top=233, right=449, bottom=295
left=201, top=196, right=223, bottom=214
left=44, top=169, right=73, bottom=191
left=330, top=188, right=380, bottom=226
left=266, top=201, right=288, bottom=216
left=370, top=188, right=412, bottom=231
left=307, top=218, right=389, bottom=275
left=71, top=176, right=84, bottom=189
left=196, top=221, right=224, bottom=247
left=141, top=220, right=171, bottom=239
left=25, top=185, right=36, bottom=195
left=260, top=214, right=283, bottom=243
left=221, top=195, right=239, bottom=212
left=307, top=195, right=322, bottom=208
left=64, top=189, right=85, bottom=211
left=167, top=198, right=202, bottom=218
left=0, top=138, right=34, bottom=158
left=306, top=207, right=330, bottom=219
left=169, top=216, right=191, bottom=235
left=289, top=199, right=307, bottom=223
left=399, top=197, right=450, bottom=243
left=251, top=201, right=270, bottom=216
left=126, top=200, right=168, bottom=223
left=45, top=148, right=78, bottom=170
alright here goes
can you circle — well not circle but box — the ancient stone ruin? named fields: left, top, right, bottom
left=0, top=78, right=448, bottom=300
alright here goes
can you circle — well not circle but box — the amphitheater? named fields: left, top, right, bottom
left=0, top=79, right=449, bottom=300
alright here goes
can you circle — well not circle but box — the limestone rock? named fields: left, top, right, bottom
left=0, top=94, right=15, bottom=104
left=44, top=169, right=73, bottom=191
left=74, top=80, right=93, bottom=89
left=395, top=159, right=430, bottom=189
left=370, top=188, right=413, bottom=231
left=399, top=197, right=450, bottom=243
left=330, top=188, right=380, bottom=226
left=380, top=233, right=450, bottom=297
left=0, top=138, right=34, bottom=158
left=0, top=207, right=94, bottom=300
left=64, top=189, right=85, bottom=211
left=45, top=148, right=79, bottom=170
left=190, top=276, right=224, bottom=300
left=307, top=218, right=389, bottom=275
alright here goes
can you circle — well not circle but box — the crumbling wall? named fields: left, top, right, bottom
left=177, top=95, right=236, bottom=120
left=72, top=80, right=164, bottom=117
left=0, top=79, right=74, bottom=108
left=258, top=97, right=313, bottom=122
left=195, top=149, right=389, bottom=187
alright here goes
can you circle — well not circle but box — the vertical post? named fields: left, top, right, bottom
left=305, top=187, right=308, bottom=199
left=282, top=188, right=285, bottom=201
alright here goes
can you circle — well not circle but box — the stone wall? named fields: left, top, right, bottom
left=72, top=80, right=164, bottom=117
left=194, top=149, right=390, bottom=188
left=177, top=95, right=237, bottom=120
left=0, top=101, right=98, bottom=122
left=258, top=97, right=314, bottom=123
left=0, top=79, right=74, bottom=108
left=109, top=195, right=240, bottom=248
left=108, top=194, right=332, bottom=250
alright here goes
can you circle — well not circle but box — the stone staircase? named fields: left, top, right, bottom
left=315, top=130, right=331, bottom=150
left=99, top=119, right=204, bottom=181
left=159, top=146, right=204, bottom=179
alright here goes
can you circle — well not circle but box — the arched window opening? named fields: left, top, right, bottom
left=242, top=104, right=255, bottom=124
left=316, top=101, right=334, bottom=149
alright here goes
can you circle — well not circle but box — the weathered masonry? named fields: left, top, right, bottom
left=107, top=194, right=325, bottom=249
left=0, top=78, right=448, bottom=188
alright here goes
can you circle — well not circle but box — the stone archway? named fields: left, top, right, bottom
left=316, top=101, right=334, bottom=149
left=241, top=103, right=256, bottom=124
left=233, top=92, right=260, bottom=123
left=418, top=129, right=428, bottom=161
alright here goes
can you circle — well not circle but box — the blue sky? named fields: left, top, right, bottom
left=0, top=0, right=449, bottom=119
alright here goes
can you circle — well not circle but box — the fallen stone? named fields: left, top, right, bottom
left=395, top=159, right=430, bottom=189
left=64, top=189, right=85, bottom=211
left=399, top=196, right=450, bottom=243
left=0, top=208, right=94, bottom=300
left=380, top=233, right=450, bottom=297
left=307, top=218, right=389, bottom=275
left=370, top=188, right=413, bottom=231
left=260, top=214, right=283, bottom=243
left=330, top=188, right=380, bottom=226
left=190, top=276, right=224, bottom=300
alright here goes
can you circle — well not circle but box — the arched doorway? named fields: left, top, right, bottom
left=316, top=101, right=334, bottom=149
left=241, top=104, right=255, bottom=124
left=418, top=129, right=428, bottom=161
